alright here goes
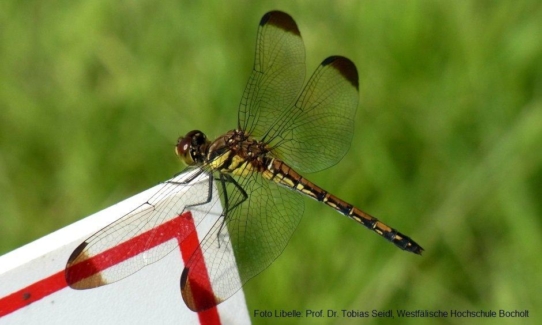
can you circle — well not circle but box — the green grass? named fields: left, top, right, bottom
left=1, top=1, right=541, bottom=324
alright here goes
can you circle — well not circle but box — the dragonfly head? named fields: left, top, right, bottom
left=176, top=130, right=210, bottom=165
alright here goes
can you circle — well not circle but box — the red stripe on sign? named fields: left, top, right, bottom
left=0, top=271, right=66, bottom=316
left=0, top=211, right=221, bottom=325
left=180, top=217, right=221, bottom=323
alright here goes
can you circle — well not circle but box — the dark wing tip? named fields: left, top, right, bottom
left=181, top=267, right=221, bottom=312
left=322, top=56, right=359, bottom=90
left=67, top=241, right=88, bottom=264
left=65, top=241, right=108, bottom=289
left=260, top=11, right=300, bottom=36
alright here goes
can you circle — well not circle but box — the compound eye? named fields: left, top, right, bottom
left=175, top=136, right=195, bottom=165
left=192, top=131, right=207, bottom=146
left=175, top=130, right=208, bottom=165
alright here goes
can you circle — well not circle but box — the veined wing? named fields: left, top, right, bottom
left=238, top=11, right=306, bottom=138
left=268, top=56, right=359, bottom=173
left=237, top=11, right=359, bottom=173
left=65, top=168, right=221, bottom=289
left=181, top=170, right=304, bottom=311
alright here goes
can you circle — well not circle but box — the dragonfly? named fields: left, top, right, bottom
left=65, top=11, right=423, bottom=312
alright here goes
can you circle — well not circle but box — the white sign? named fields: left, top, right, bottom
left=0, top=174, right=251, bottom=325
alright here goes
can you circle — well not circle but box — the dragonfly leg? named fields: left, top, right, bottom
left=168, top=167, right=205, bottom=185
left=222, top=174, right=248, bottom=213
left=214, top=174, right=249, bottom=248
left=184, top=172, right=214, bottom=210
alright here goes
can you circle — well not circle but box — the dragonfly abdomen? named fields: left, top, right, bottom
left=347, top=207, right=423, bottom=254
left=264, top=159, right=423, bottom=255
left=262, top=159, right=327, bottom=201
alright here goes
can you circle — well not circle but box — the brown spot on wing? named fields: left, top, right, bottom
left=65, top=242, right=107, bottom=289
left=67, top=241, right=88, bottom=264
left=260, top=11, right=300, bottom=36
left=323, top=56, right=359, bottom=90
left=181, top=267, right=221, bottom=312
left=68, top=274, right=108, bottom=289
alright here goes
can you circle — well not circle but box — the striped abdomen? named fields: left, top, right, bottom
left=262, top=159, right=423, bottom=254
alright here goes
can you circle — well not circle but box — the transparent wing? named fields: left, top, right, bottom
left=238, top=10, right=306, bottom=138
left=237, top=11, right=359, bottom=173
left=181, top=171, right=304, bottom=311
left=65, top=168, right=221, bottom=289
left=268, top=56, right=359, bottom=173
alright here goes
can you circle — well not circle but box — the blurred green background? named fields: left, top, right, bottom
left=1, top=1, right=541, bottom=324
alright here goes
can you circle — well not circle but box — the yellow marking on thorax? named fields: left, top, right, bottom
left=207, top=151, right=230, bottom=171
left=229, top=155, right=256, bottom=177
left=208, top=150, right=256, bottom=177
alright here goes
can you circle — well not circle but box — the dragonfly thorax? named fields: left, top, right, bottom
left=204, top=129, right=272, bottom=176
